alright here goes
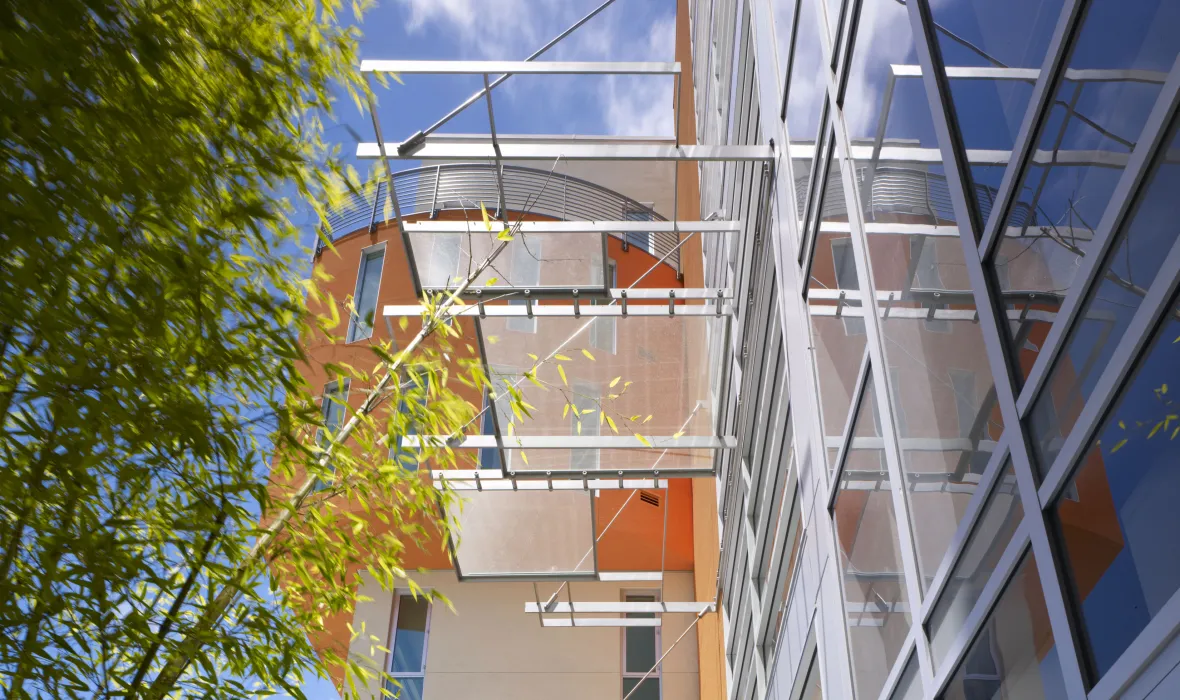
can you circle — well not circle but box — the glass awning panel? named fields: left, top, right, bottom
left=447, top=490, right=596, bottom=577
left=410, top=229, right=608, bottom=292
left=479, top=313, right=726, bottom=441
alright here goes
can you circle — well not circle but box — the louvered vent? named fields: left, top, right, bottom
left=639, top=491, right=660, bottom=507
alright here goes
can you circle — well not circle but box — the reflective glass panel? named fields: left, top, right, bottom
left=890, top=654, right=923, bottom=700
left=941, top=554, right=1066, bottom=700
left=845, top=0, right=941, bottom=186
left=930, top=0, right=1066, bottom=220
left=1052, top=287, right=1180, bottom=680
left=866, top=226, right=1004, bottom=585
left=772, top=0, right=798, bottom=92
left=785, top=0, right=826, bottom=143
left=348, top=247, right=385, bottom=343
left=1027, top=113, right=1180, bottom=472
left=625, top=594, right=658, bottom=673
left=991, top=0, right=1180, bottom=384
left=446, top=490, right=594, bottom=576
left=928, top=462, right=1023, bottom=668
left=390, top=595, right=429, bottom=674
left=807, top=145, right=866, bottom=471
left=833, top=372, right=911, bottom=700
left=384, top=677, right=423, bottom=700
left=410, top=229, right=604, bottom=291
left=622, top=678, right=660, bottom=700
left=801, top=653, right=822, bottom=700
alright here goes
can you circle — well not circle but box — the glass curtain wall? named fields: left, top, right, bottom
left=696, top=0, right=1180, bottom=698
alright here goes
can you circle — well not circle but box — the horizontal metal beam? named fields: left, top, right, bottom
left=383, top=303, right=732, bottom=318
left=361, top=60, right=681, bottom=75
left=598, top=571, right=664, bottom=582
left=807, top=304, right=1060, bottom=324
left=359, top=141, right=774, bottom=162
left=406, top=435, right=736, bottom=450
left=526, top=601, right=714, bottom=614
left=426, top=287, right=733, bottom=301
left=892, top=64, right=1169, bottom=84
left=404, top=220, right=742, bottom=234
left=431, top=475, right=669, bottom=491
left=789, top=142, right=1131, bottom=166
left=820, top=221, right=1094, bottom=241
left=540, top=617, right=661, bottom=628
left=824, top=436, right=1001, bottom=452
left=435, top=466, right=716, bottom=480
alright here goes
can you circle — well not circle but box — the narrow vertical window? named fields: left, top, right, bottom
left=622, top=593, right=660, bottom=699
left=479, top=392, right=501, bottom=471
left=624, top=203, right=655, bottom=254
left=389, top=396, right=418, bottom=473
left=314, top=378, right=350, bottom=491
left=591, top=260, right=618, bottom=353
left=347, top=247, right=385, bottom=343
left=387, top=593, right=430, bottom=700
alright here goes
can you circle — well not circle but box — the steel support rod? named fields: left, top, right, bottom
left=364, top=80, right=421, bottom=293
left=482, top=73, right=508, bottom=221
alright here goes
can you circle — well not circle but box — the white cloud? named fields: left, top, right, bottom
left=391, top=0, right=677, bottom=136
left=394, top=0, right=572, bottom=58
left=599, top=15, right=676, bottom=136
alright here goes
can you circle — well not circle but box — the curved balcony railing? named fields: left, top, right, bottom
left=321, top=163, right=678, bottom=272
left=796, top=165, right=1036, bottom=227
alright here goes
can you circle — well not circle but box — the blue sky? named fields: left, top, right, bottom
left=297, top=4, right=675, bottom=696
left=323, top=0, right=678, bottom=179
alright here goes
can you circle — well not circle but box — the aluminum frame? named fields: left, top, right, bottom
left=358, top=141, right=775, bottom=162
left=703, top=0, right=1180, bottom=698
left=360, top=60, right=682, bottom=75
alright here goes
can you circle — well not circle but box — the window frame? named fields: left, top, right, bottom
left=314, top=377, right=351, bottom=492
left=591, top=259, right=618, bottom=354
left=386, top=591, right=433, bottom=698
left=346, top=242, right=387, bottom=344
left=621, top=590, right=662, bottom=699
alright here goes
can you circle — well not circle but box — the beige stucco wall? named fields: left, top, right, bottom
left=347, top=570, right=700, bottom=700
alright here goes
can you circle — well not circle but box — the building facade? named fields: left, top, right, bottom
left=701, top=0, right=1180, bottom=699
left=296, top=0, right=1180, bottom=698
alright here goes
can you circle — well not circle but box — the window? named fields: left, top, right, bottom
left=830, top=237, right=865, bottom=335
left=911, top=236, right=950, bottom=333
left=570, top=383, right=599, bottom=470
left=506, top=239, right=541, bottom=333
left=623, top=593, right=660, bottom=700
left=799, top=651, right=823, bottom=700
left=1026, top=112, right=1180, bottom=472
left=761, top=479, right=803, bottom=668
left=389, top=396, right=418, bottom=473
left=941, top=553, right=1065, bottom=700
left=1051, top=288, right=1180, bottom=682
left=479, top=392, right=501, bottom=471
left=386, top=593, right=430, bottom=700
left=832, top=372, right=910, bottom=700
left=927, top=462, right=1023, bottom=667
left=889, top=654, right=922, bottom=700
left=347, top=246, right=385, bottom=343
left=314, top=378, right=350, bottom=491
left=591, top=260, right=618, bottom=353
left=624, top=204, right=656, bottom=254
